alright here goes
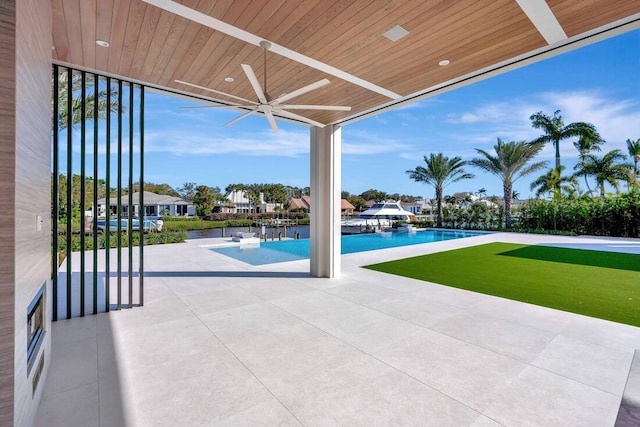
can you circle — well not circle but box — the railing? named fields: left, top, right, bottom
left=51, top=65, right=145, bottom=320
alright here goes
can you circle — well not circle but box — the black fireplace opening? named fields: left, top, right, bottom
left=27, top=284, right=46, bottom=373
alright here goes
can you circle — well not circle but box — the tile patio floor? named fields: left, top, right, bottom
left=35, top=232, right=640, bottom=426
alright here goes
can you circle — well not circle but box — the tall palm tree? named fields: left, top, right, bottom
left=627, top=138, right=640, bottom=175
left=530, top=165, right=578, bottom=200
left=406, top=153, right=474, bottom=227
left=529, top=110, right=601, bottom=168
left=471, top=139, right=546, bottom=229
left=575, top=149, right=631, bottom=196
left=573, top=133, right=605, bottom=192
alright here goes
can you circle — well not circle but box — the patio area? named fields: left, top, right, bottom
left=36, top=233, right=640, bottom=426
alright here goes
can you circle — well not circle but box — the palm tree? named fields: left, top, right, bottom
left=573, top=133, right=605, bottom=192
left=471, top=139, right=546, bottom=229
left=627, top=138, right=640, bottom=176
left=530, top=165, right=578, bottom=200
left=529, top=110, right=601, bottom=168
left=575, top=149, right=631, bottom=196
left=56, top=70, right=121, bottom=130
left=406, top=153, right=474, bottom=227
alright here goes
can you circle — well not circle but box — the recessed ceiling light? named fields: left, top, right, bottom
left=224, top=77, right=234, bottom=82
left=383, top=25, right=409, bottom=42
left=439, top=60, right=450, bottom=66
left=96, top=40, right=110, bottom=47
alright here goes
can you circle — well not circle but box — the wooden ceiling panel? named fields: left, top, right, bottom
left=549, top=0, right=640, bottom=37
left=106, top=0, right=131, bottom=72
left=331, top=1, right=537, bottom=94
left=51, top=0, right=70, bottom=62
left=117, top=1, right=146, bottom=77
left=94, top=0, right=114, bottom=70
left=51, top=0, right=640, bottom=126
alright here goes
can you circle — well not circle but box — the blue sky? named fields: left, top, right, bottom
left=141, top=30, right=640, bottom=199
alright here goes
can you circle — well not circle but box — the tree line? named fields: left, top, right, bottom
left=407, top=109, right=639, bottom=232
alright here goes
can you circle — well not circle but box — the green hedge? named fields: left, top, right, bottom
left=515, top=191, right=640, bottom=237
left=58, top=230, right=187, bottom=255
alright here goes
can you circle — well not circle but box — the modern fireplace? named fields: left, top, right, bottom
left=27, top=284, right=46, bottom=374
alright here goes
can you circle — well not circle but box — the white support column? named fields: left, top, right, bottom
left=309, top=125, right=341, bottom=278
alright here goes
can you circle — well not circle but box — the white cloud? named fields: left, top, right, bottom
left=440, top=90, right=640, bottom=159
left=541, top=90, right=640, bottom=150
left=143, top=128, right=310, bottom=157
left=342, top=130, right=411, bottom=155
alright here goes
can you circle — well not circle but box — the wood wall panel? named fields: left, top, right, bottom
left=13, top=0, right=53, bottom=426
left=0, top=3, right=17, bottom=425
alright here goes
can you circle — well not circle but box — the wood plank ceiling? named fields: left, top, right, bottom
left=52, top=0, right=640, bottom=127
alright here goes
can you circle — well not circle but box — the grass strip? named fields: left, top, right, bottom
left=365, top=242, right=640, bottom=327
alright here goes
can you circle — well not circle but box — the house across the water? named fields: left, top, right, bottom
left=97, top=191, right=195, bottom=217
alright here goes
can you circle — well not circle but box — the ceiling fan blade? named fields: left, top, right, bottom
left=179, top=104, right=243, bottom=109
left=241, top=64, right=268, bottom=104
left=278, top=104, right=351, bottom=111
left=264, top=109, right=279, bottom=132
left=224, top=108, right=259, bottom=127
left=272, top=108, right=326, bottom=128
left=174, top=79, right=258, bottom=105
left=272, top=78, right=331, bottom=104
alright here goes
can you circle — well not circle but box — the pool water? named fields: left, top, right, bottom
left=211, top=229, right=487, bottom=266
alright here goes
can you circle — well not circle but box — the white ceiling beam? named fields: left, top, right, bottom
left=515, top=0, right=567, bottom=44
left=143, top=0, right=401, bottom=100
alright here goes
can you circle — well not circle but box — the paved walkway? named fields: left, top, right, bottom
left=36, top=233, right=640, bottom=426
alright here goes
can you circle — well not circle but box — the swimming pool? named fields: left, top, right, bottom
left=211, top=229, right=488, bottom=265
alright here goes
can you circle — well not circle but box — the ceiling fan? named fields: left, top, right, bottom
left=176, top=41, right=351, bottom=132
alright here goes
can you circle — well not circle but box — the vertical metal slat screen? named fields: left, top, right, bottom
left=51, top=67, right=145, bottom=320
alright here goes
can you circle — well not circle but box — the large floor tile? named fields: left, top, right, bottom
left=410, top=283, right=494, bottom=309
left=325, top=281, right=404, bottom=305
left=199, top=301, right=305, bottom=345
left=96, top=293, right=195, bottom=334
left=373, top=328, right=527, bottom=411
left=236, top=278, right=316, bottom=300
left=35, top=383, right=100, bottom=427
left=308, top=305, right=427, bottom=353
left=348, top=268, right=427, bottom=292
left=213, top=399, right=302, bottom=426
left=367, top=293, right=464, bottom=327
left=271, top=290, right=359, bottom=320
left=226, top=322, right=365, bottom=387
left=430, top=311, right=556, bottom=362
left=50, top=315, right=97, bottom=346
left=560, top=315, right=640, bottom=353
left=43, top=335, right=97, bottom=397
left=471, top=297, right=574, bottom=333
left=112, top=317, right=227, bottom=368
left=178, top=286, right=264, bottom=314
left=532, top=334, right=633, bottom=395
left=470, top=415, right=505, bottom=426
left=162, top=276, right=240, bottom=296
left=483, top=366, right=621, bottom=426
left=271, top=354, right=481, bottom=426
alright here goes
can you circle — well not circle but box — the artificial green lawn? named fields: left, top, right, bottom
left=364, top=242, right=640, bottom=326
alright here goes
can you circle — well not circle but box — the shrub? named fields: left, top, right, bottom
left=515, top=191, right=640, bottom=237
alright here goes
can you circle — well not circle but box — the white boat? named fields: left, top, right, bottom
left=341, top=201, right=416, bottom=234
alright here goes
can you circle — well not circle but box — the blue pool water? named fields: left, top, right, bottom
left=212, top=229, right=488, bottom=265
